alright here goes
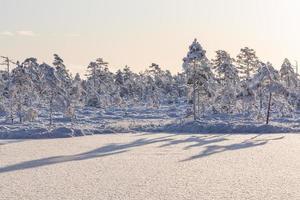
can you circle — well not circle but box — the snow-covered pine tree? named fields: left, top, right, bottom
left=86, top=61, right=98, bottom=89
left=122, top=66, right=135, bottom=101
left=141, top=71, right=155, bottom=104
left=85, top=61, right=99, bottom=107
left=115, top=70, right=124, bottom=86
left=146, top=63, right=164, bottom=106
left=39, top=63, right=66, bottom=126
left=0, top=56, right=18, bottom=123
left=247, top=62, right=290, bottom=122
left=0, top=70, right=6, bottom=111
left=98, top=64, right=115, bottom=107
left=212, top=50, right=232, bottom=77
left=279, top=58, right=300, bottom=110
left=162, top=70, right=177, bottom=104
left=67, top=73, right=84, bottom=121
left=85, top=58, right=110, bottom=107
left=0, top=68, right=9, bottom=115
left=114, top=69, right=125, bottom=100
left=183, top=39, right=214, bottom=119
left=95, top=58, right=110, bottom=96
left=145, top=64, right=178, bottom=105
left=10, top=63, right=33, bottom=123
left=129, top=71, right=142, bottom=103
left=114, top=68, right=132, bottom=106
left=21, top=57, right=47, bottom=114
left=53, top=54, right=72, bottom=105
left=236, top=47, right=259, bottom=80
left=279, top=58, right=298, bottom=89
left=212, top=50, right=240, bottom=113
left=213, top=50, right=239, bottom=85
left=53, top=54, right=72, bottom=80
left=173, top=72, right=187, bottom=102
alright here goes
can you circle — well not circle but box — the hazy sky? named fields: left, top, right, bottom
left=0, top=0, right=300, bottom=76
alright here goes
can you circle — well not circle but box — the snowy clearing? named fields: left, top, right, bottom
left=2, top=105, right=300, bottom=139
left=1, top=133, right=300, bottom=200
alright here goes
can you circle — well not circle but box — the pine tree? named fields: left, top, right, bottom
left=0, top=70, right=7, bottom=113
left=10, top=64, right=33, bottom=123
left=53, top=54, right=72, bottom=94
left=173, top=72, right=187, bottom=100
left=86, top=58, right=108, bottom=89
left=147, top=63, right=164, bottom=105
left=21, top=58, right=45, bottom=110
left=212, top=50, right=232, bottom=77
left=247, top=62, right=290, bottom=122
left=85, top=58, right=109, bottom=107
left=67, top=73, right=83, bottom=122
left=236, top=47, right=259, bottom=80
left=115, top=70, right=124, bottom=86
left=0, top=69, right=9, bottom=115
left=280, top=58, right=298, bottom=88
left=122, top=66, right=135, bottom=100
left=183, top=39, right=214, bottom=119
left=39, top=63, right=65, bottom=126
left=0, top=56, right=18, bottom=123
left=213, top=50, right=239, bottom=83
left=212, top=50, right=240, bottom=113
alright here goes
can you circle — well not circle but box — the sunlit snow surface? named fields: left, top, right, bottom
left=1, top=133, right=300, bottom=200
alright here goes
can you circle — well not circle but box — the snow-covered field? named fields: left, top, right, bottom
left=1, top=105, right=300, bottom=139
left=1, top=133, right=300, bottom=200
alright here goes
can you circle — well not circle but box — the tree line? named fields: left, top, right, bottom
left=0, top=39, right=299, bottom=125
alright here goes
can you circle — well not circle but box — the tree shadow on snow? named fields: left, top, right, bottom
left=158, top=135, right=229, bottom=149
left=0, top=135, right=174, bottom=173
left=0, top=134, right=285, bottom=173
left=0, top=139, right=28, bottom=146
left=180, top=135, right=285, bottom=161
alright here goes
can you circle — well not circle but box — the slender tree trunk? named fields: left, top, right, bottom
left=18, top=104, right=22, bottom=123
left=7, top=61, right=13, bottom=124
left=259, top=88, right=263, bottom=112
left=193, top=86, right=196, bottom=120
left=49, top=95, right=53, bottom=126
left=93, top=66, right=96, bottom=90
left=193, top=61, right=196, bottom=121
left=242, top=100, right=246, bottom=116
left=71, top=106, right=75, bottom=128
left=9, top=99, right=13, bottom=124
left=266, top=92, right=272, bottom=125
left=197, top=91, right=200, bottom=118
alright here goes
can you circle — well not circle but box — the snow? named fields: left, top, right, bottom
left=1, top=105, right=300, bottom=139
left=1, top=133, right=300, bottom=200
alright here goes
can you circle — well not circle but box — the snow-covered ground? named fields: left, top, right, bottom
left=1, top=133, right=300, bottom=200
left=1, top=104, right=300, bottom=139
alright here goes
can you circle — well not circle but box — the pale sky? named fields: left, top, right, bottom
left=0, top=0, right=300, bottom=76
